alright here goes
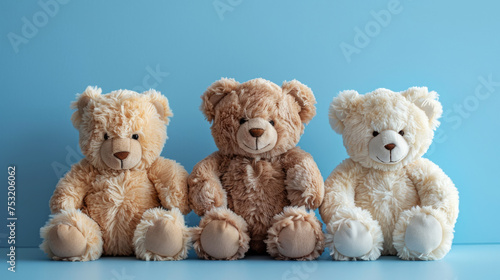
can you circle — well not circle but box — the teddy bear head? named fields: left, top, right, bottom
left=71, top=86, right=172, bottom=171
left=329, top=87, right=443, bottom=171
left=201, top=78, right=317, bottom=158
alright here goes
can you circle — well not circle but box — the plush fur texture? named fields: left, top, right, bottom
left=40, top=87, right=190, bottom=261
left=192, top=207, right=251, bottom=260
left=133, top=207, right=191, bottom=261
left=266, top=206, right=324, bottom=260
left=40, top=209, right=103, bottom=261
left=324, top=206, right=384, bottom=261
left=189, top=78, right=325, bottom=260
left=321, top=87, right=459, bottom=261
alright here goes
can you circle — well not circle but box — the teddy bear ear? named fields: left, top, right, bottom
left=70, top=86, right=102, bottom=129
left=201, top=78, right=239, bottom=122
left=143, top=89, right=173, bottom=124
left=402, top=87, right=443, bottom=130
left=282, top=80, right=317, bottom=124
left=329, top=90, right=361, bottom=134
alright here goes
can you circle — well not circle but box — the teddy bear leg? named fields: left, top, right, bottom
left=265, top=206, right=324, bottom=260
left=393, top=206, right=453, bottom=260
left=133, top=207, right=190, bottom=261
left=192, top=207, right=250, bottom=260
left=40, top=209, right=103, bottom=261
left=325, top=208, right=384, bottom=261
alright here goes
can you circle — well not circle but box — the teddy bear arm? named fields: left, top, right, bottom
left=406, top=158, right=459, bottom=226
left=319, top=159, right=365, bottom=224
left=147, top=157, right=190, bottom=215
left=188, top=152, right=228, bottom=216
left=49, top=159, right=95, bottom=213
left=282, top=148, right=324, bottom=209
left=392, top=158, right=459, bottom=260
left=320, top=159, right=384, bottom=260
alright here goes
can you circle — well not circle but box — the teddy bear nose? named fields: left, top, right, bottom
left=384, top=143, right=396, bottom=151
left=249, top=128, right=265, bottom=138
left=114, top=151, right=130, bottom=160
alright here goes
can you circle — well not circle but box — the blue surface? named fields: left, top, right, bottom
left=1, top=0, right=500, bottom=249
left=2, top=245, right=500, bottom=280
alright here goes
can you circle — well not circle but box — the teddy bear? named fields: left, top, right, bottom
left=40, top=86, right=191, bottom=261
left=320, top=87, right=459, bottom=261
left=188, top=78, right=325, bottom=261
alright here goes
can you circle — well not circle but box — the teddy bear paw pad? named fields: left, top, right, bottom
left=277, top=220, right=316, bottom=258
left=144, top=219, right=184, bottom=257
left=48, top=224, right=87, bottom=258
left=404, top=214, right=442, bottom=255
left=200, top=220, right=240, bottom=259
left=333, top=220, right=373, bottom=258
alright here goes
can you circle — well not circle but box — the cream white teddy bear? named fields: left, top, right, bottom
left=320, top=87, right=459, bottom=260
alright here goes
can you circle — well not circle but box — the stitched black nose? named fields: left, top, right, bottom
left=249, top=128, right=264, bottom=138
left=114, top=151, right=129, bottom=160
left=384, top=144, right=396, bottom=151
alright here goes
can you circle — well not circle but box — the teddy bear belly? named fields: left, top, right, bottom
left=355, top=170, right=420, bottom=255
left=223, top=159, right=288, bottom=253
left=83, top=171, right=160, bottom=256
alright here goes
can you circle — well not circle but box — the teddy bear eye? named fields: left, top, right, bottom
left=269, top=120, right=275, bottom=126
left=399, top=130, right=404, bottom=136
left=104, top=133, right=109, bottom=140
left=132, top=134, right=139, bottom=140
left=372, top=131, right=379, bottom=137
left=239, top=118, right=248, bottom=125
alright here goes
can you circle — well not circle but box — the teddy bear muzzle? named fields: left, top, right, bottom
left=236, top=117, right=278, bottom=154
left=368, top=130, right=409, bottom=164
left=100, top=137, right=142, bottom=170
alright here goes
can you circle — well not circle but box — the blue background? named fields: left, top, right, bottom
left=1, top=0, right=499, bottom=249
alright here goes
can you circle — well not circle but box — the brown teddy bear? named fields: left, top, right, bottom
left=188, top=78, right=325, bottom=260
left=40, top=87, right=191, bottom=261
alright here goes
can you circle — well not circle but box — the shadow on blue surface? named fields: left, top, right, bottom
left=2, top=245, right=499, bottom=280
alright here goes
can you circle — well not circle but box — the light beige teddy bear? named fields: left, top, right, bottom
left=320, top=87, right=459, bottom=261
left=40, top=87, right=191, bottom=261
